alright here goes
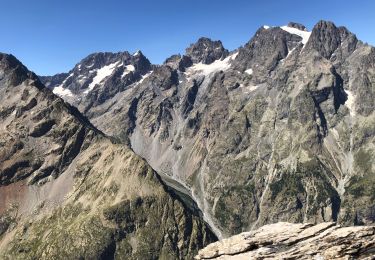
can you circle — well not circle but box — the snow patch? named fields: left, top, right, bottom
left=52, top=73, right=75, bottom=98
left=231, top=52, right=239, bottom=60
left=286, top=46, right=297, bottom=58
left=279, top=46, right=298, bottom=63
left=77, top=75, right=87, bottom=84
left=138, top=71, right=152, bottom=84
left=84, top=61, right=121, bottom=94
left=245, top=68, right=253, bottom=75
left=280, top=26, right=311, bottom=44
left=133, top=50, right=141, bottom=56
left=241, top=84, right=258, bottom=92
left=263, top=25, right=270, bottom=29
left=345, top=90, right=356, bottom=116
left=64, top=73, right=74, bottom=82
left=53, top=86, right=75, bottom=98
left=187, top=52, right=238, bottom=76
left=122, top=64, right=135, bottom=78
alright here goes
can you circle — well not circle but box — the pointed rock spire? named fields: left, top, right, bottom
left=186, top=37, right=229, bottom=64
left=305, top=20, right=341, bottom=59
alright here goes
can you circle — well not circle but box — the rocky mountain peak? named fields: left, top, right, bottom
left=314, top=20, right=337, bottom=30
left=0, top=53, right=41, bottom=88
left=39, top=50, right=152, bottom=110
left=186, top=37, right=229, bottom=64
left=79, top=52, right=127, bottom=70
left=287, top=21, right=307, bottom=31
left=164, top=54, right=193, bottom=72
left=305, top=20, right=342, bottom=59
left=164, top=54, right=182, bottom=65
left=76, top=51, right=150, bottom=74
left=131, top=50, right=152, bottom=73
left=232, top=25, right=304, bottom=79
left=132, top=49, right=142, bottom=56
left=0, top=53, right=21, bottom=69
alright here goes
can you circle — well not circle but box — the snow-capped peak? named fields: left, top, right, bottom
left=133, top=50, right=141, bottom=56
left=280, top=25, right=311, bottom=44
left=263, top=25, right=270, bottom=30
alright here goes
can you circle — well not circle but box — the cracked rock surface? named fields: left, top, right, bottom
left=195, top=222, right=375, bottom=259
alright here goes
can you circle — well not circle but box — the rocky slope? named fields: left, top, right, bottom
left=0, top=53, right=216, bottom=259
left=195, top=222, right=375, bottom=259
left=42, top=20, right=375, bottom=238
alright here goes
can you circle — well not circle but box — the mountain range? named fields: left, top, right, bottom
left=0, top=20, right=374, bottom=259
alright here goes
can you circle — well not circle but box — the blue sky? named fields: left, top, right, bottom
left=2, top=0, right=375, bottom=75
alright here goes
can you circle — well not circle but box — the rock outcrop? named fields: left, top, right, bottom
left=195, top=222, right=375, bottom=259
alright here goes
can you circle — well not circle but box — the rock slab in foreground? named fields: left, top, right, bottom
left=195, top=222, right=375, bottom=259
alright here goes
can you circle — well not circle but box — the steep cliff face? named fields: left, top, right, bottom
left=0, top=53, right=216, bottom=259
left=42, top=21, right=375, bottom=238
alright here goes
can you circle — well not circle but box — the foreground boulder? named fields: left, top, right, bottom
left=195, top=222, right=375, bottom=259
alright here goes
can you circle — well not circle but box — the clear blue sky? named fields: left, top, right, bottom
left=2, top=0, right=375, bottom=75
